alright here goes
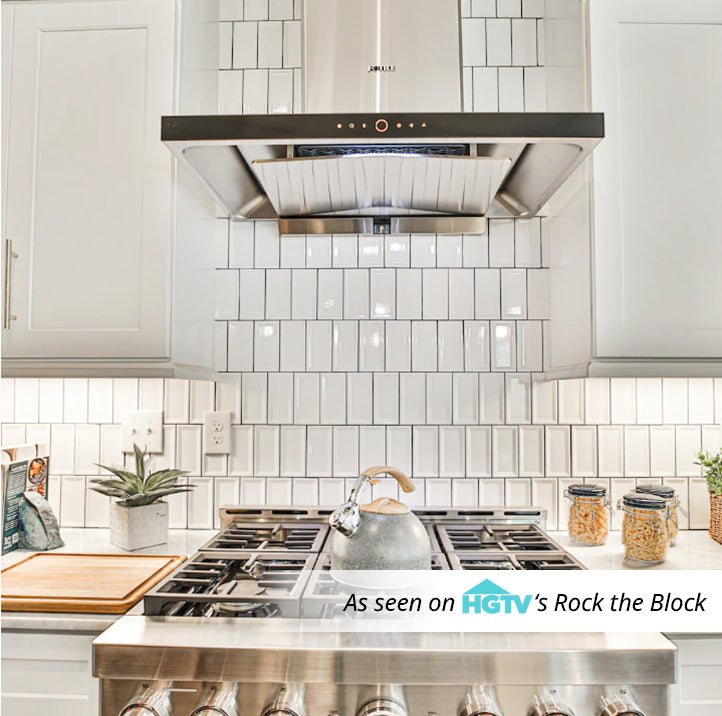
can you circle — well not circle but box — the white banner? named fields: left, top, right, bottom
left=308, top=570, right=722, bottom=632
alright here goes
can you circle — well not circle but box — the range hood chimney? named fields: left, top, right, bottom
left=162, top=0, right=603, bottom=235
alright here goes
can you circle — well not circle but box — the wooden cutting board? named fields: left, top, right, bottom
left=1, top=552, right=185, bottom=613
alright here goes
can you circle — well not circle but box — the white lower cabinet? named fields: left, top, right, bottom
left=1, top=630, right=99, bottom=716
left=669, top=636, right=722, bottom=715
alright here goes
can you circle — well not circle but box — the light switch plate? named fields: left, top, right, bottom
left=121, top=411, right=164, bottom=453
left=204, top=411, right=232, bottom=455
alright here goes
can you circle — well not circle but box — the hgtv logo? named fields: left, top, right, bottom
left=462, top=579, right=533, bottom=615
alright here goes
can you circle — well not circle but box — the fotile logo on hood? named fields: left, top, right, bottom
left=462, top=579, right=533, bottom=615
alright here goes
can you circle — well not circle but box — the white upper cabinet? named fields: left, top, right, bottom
left=1, top=0, right=218, bottom=375
left=589, top=0, right=722, bottom=374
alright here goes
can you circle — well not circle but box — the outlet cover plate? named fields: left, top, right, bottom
left=203, top=411, right=231, bottom=455
left=121, top=411, right=164, bottom=453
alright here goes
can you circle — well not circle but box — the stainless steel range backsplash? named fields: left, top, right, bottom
left=1, top=0, right=718, bottom=529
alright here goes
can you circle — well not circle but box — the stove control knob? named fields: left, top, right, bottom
left=459, top=685, right=504, bottom=716
left=527, top=688, right=575, bottom=716
left=119, top=682, right=171, bottom=716
left=598, top=689, right=645, bottom=716
left=190, top=683, right=239, bottom=716
left=262, top=684, right=307, bottom=716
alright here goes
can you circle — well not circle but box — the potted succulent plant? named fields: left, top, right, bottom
left=695, top=449, right=722, bottom=545
left=90, top=444, right=193, bottom=551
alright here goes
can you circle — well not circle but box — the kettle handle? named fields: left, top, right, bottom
left=361, top=466, right=416, bottom=493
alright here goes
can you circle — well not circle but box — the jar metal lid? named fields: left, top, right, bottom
left=622, top=492, right=666, bottom=510
left=635, top=483, right=675, bottom=499
left=567, top=483, right=607, bottom=497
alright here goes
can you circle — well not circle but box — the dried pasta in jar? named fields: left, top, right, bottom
left=619, top=493, right=670, bottom=565
left=564, top=484, right=611, bottom=546
left=634, top=484, right=686, bottom=546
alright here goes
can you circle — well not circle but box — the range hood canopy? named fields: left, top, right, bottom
left=162, top=0, right=603, bottom=234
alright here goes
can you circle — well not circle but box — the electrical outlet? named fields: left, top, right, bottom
left=121, top=411, right=164, bottom=453
left=203, top=411, right=231, bottom=455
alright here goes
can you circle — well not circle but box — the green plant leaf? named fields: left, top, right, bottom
left=123, top=486, right=194, bottom=507
left=133, top=443, right=146, bottom=482
left=144, top=469, right=191, bottom=492
left=89, top=485, right=129, bottom=498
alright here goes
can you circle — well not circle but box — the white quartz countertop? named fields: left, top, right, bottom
left=2, top=527, right=721, bottom=632
left=550, top=530, right=722, bottom=570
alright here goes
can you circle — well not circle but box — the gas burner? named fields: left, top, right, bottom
left=447, top=552, right=583, bottom=571
left=201, top=522, right=328, bottom=553
left=436, top=524, right=561, bottom=552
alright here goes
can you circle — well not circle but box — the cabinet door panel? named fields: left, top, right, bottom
left=3, top=0, right=174, bottom=358
left=591, top=0, right=722, bottom=358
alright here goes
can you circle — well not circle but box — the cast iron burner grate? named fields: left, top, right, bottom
left=200, top=522, right=328, bottom=553
left=436, top=523, right=559, bottom=552
left=448, top=552, right=583, bottom=571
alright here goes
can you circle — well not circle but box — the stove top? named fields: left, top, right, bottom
left=144, top=507, right=584, bottom=618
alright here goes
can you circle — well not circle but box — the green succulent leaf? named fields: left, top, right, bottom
left=93, top=443, right=195, bottom=506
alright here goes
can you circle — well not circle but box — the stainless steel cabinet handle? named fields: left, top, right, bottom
left=3, top=239, right=18, bottom=329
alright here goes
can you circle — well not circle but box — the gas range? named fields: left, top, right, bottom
left=94, top=507, right=676, bottom=716
left=143, top=507, right=584, bottom=619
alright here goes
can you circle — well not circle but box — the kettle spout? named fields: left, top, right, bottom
left=329, top=501, right=360, bottom=537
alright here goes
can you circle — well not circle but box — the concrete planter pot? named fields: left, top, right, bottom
left=109, top=501, right=169, bottom=551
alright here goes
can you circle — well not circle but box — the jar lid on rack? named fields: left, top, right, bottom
left=567, top=483, right=607, bottom=497
left=635, top=483, right=675, bottom=499
left=622, top=492, right=666, bottom=510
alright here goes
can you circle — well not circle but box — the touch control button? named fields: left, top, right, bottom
left=375, top=118, right=389, bottom=133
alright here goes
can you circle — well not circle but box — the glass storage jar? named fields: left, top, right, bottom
left=564, top=483, right=611, bottom=546
left=619, top=493, right=670, bottom=566
left=634, top=483, right=686, bottom=546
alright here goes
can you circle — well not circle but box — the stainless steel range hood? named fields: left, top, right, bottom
left=162, top=0, right=603, bottom=234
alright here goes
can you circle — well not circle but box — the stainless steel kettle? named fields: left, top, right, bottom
left=329, top=466, right=432, bottom=570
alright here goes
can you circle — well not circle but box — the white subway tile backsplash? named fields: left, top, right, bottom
left=39, top=379, right=64, bottom=423
left=558, top=379, right=584, bottom=424
left=258, top=21, right=282, bottom=68
left=439, top=427, right=465, bottom=476
left=59, top=476, right=86, bottom=527
left=688, top=378, right=714, bottom=424
left=689, top=477, right=711, bottom=529
left=676, top=425, right=701, bottom=477
left=306, top=235, right=332, bottom=268
left=255, top=322, right=280, bottom=371
left=358, top=235, right=384, bottom=268
left=245, top=0, right=269, bottom=21
left=139, top=379, right=164, bottom=412
left=254, top=425, right=280, bottom=476
left=464, top=321, right=490, bottom=371
left=498, top=67, right=524, bottom=110
left=293, top=373, right=320, bottom=425
left=188, top=477, right=214, bottom=529
left=384, top=235, right=410, bottom=268
left=26, top=423, right=50, bottom=449
left=373, top=374, right=399, bottom=425
left=332, top=235, right=357, bottom=268
left=283, top=20, right=302, bottom=67
left=422, top=270, right=449, bottom=319
left=333, top=426, right=359, bottom=477
left=462, top=18, right=486, bottom=66
left=475, top=269, right=501, bottom=319
left=239, top=269, right=266, bottom=319
left=585, top=378, right=610, bottom=424
left=410, top=235, right=437, bottom=267
left=359, top=426, right=386, bottom=468
left=266, top=270, right=292, bottom=319
left=526, top=269, right=550, bottom=319
left=486, top=18, right=512, bottom=65
left=280, top=235, right=305, bottom=268
left=437, top=235, right=463, bottom=268
left=177, top=425, right=202, bottom=474
left=218, top=22, right=233, bottom=69
left=511, top=18, right=537, bottom=65
left=317, top=269, right=343, bottom=320
left=479, top=373, right=505, bottom=424
left=292, top=478, right=318, bottom=505
left=427, top=374, right=452, bottom=425
left=1, top=379, right=15, bottom=423
left=413, top=426, right=439, bottom=477
left=280, top=426, right=306, bottom=477
left=516, top=321, right=542, bottom=371
left=386, top=426, right=412, bottom=474
left=318, top=478, right=344, bottom=505
left=519, top=425, right=544, bottom=477
left=229, top=425, right=253, bottom=476
left=610, top=477, right=635, bottom=530
left=438, top=322, right=464, bottom=372
left=492, top=426, right=518, bottom=477
left=571, top=426, right=597, bottom=477
left=268, top=373, right=293, bottom=424
left=466, top=426, right=492, bottom=477
left=370, top=269, right=395, bottom=319
left=86, top=380, right=111, bottom=424
left=230, top=223, right=255, bottom=268
left=472, top=67, right=498, bottom=111
left=452, top=478, right=478, bottom=507
left=532, top=477, right=557, bottom=529
left=449, top=269, right=475, bottom=319
left=650, top=425, right=676, bottom=477
left=491, top=321, right=516, bottom=371
left=306, top=321, right=332, bottom=372
left=597, top=426, right=624, bottom=478
left=505, top=477, right=531, bottom=506
left=506, top=374, right=531, bottom=424
left=702, top=424, right=722, bottom=453
left=412, top=322, right=438, bottom=372
left=663, top=378, right=688, bottom=424
left=385, top=321, right=411, bottom=372
left=399, top=374, right=425, bottom=425
left=50, top=425, right=75, bottom=474
left=242, top=373, right=268, bottom=423
left=359, top=322, right=386, bottom=372
left=254, top=223, right=280, bottom=268
left=281, top=321, right=306, bottom=371
left=397, top=270, right=423, bottom=319
left=625, top=425, right=650, bottom=478
left=453, top=373, right=479, bottom=425
left=306, top=426, right=332, bottom=476
left=332, top=321, right=358, bottom=372
left=214, top=478, right=240, bottom=526
left=320, top=373, right=346, bottom=425
left=243, top=69, right=269, bottom=113
left=291, top=269, right=317, bottom=319
left=532, top=378, right=557, bottom=424
left=544, top=426, right=570, bottom=477
left=74, top=425, right=99, bottom=475
left=463, top=234, right=488, bottom=268
left=347, top=374, right=373, bottom=425
left=343, top=270, right=369, bottom=319
left=610, top=378, right=636, bottom=424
